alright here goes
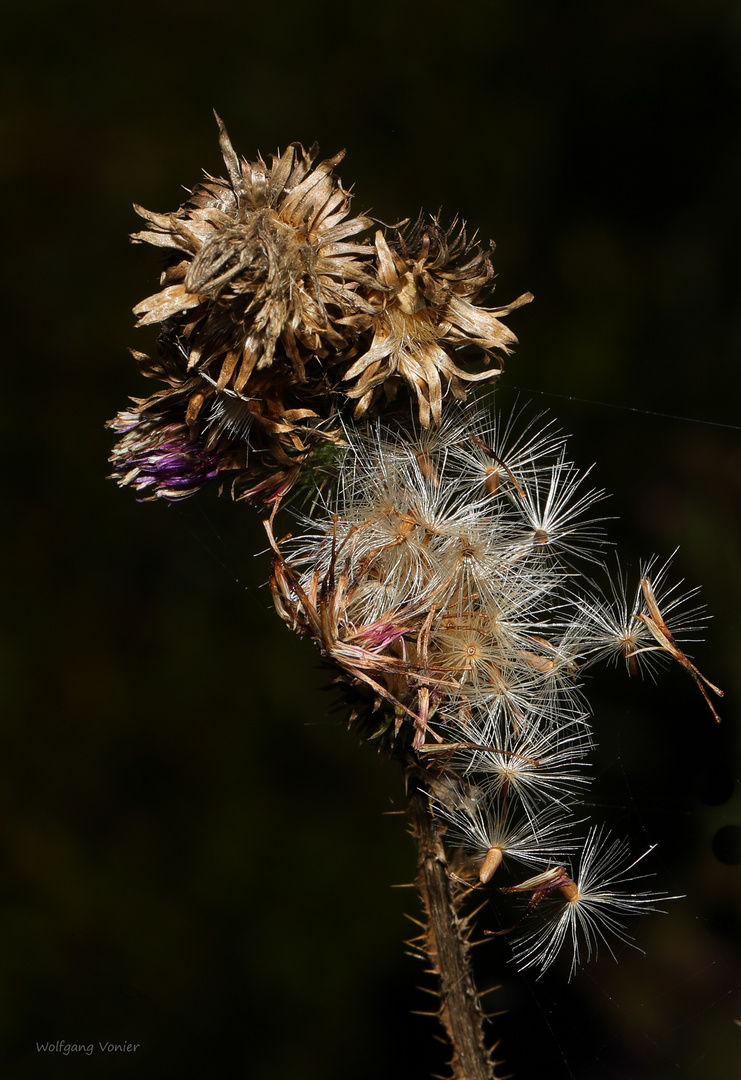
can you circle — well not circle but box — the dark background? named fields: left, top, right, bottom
left=2, top=1, right=741, bottom=1077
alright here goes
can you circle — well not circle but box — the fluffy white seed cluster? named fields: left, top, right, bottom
left=270, top=400, right=706, bottom=975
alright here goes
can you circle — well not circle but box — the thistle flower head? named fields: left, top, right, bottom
left=342, top=217, right=532, bottom=427
left=106, top=340, right=330, bottom=505
left=132, top=115, right=376, bottom=393
left=107, top=117, right=381, bottom=504
left=106, top=342, right=249, bottom=500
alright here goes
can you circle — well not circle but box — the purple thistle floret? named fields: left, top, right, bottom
left=109, top=413, right=226, bottom=501
left=132, top=436, right=221, bottom=500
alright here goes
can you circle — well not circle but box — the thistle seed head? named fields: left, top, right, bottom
left=267, top=402, right=608, bottom=747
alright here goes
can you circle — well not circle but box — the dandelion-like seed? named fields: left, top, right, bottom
left=442, top=709, right=593, bottom=821
left=506, top=453, right=608, bottom=564
left=580, top=554, right=722, bottom=718
left=430, top=788, right=581, bottom=882
left=508, top=826, right=676, bottom=978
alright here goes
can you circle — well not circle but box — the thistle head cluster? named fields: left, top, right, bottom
left=109, top=121, right=719, bottom=982
left=108, top=118, right=530, bottom=504
left=268, top=402, right=716, bottom=974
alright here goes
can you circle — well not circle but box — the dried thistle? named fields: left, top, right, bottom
left=108, top=331, right=349, bottom=504
left=342, top=217, right=532, bottom=426
left=109, top=123, right=719, bottom=1080
left=109, top=116, right=380, bottom=503
left=110, top=122, right=535, bottom=506
left=132, top=114, right=377, bottom=392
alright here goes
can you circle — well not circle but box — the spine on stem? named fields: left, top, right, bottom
left=406, top=764, right=502, bottom=1080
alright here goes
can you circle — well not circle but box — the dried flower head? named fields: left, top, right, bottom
left=108, top=116, right=382, bottom=503
left=342, top=217, right=532, bottom=426
left=132, top=114, right=377, bottom=394
left=108, top=404, right=233, bottom=502
left=106, top=333, right=334, bottom=504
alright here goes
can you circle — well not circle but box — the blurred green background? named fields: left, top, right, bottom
left=2, top=1, right=741, bottom=1077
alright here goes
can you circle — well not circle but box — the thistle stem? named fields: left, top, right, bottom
left=404, top=762, right=502, bottom=1080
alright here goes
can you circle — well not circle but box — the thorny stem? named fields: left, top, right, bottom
left=404, top=761, right=503, bottom=1080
